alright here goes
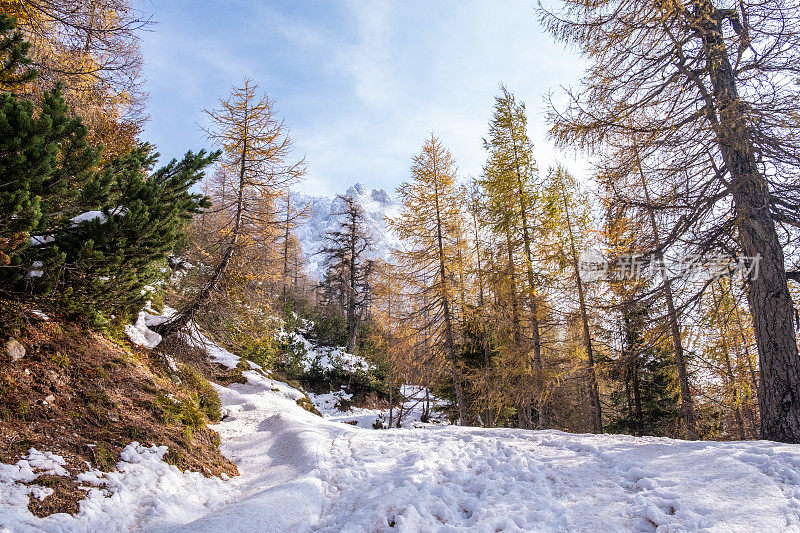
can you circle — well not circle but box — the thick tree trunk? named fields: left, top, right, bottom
left=696, top=2, right=800, bottom=442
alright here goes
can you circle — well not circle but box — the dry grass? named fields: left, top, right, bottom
left=0, top=301, right=241, bottom=517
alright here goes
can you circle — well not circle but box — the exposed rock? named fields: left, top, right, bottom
left=5, top=338, right=25, bottom=361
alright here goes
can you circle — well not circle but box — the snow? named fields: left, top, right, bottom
left=70, top=211, right=107, bottom=224
left=291, top=182, right=400, bottom=279
left=70, top=208, right=127, bottom=226
left=123, top=305, right=241, bottom=369
left=307, top=385, right=445, bottom=429
left=27, top=261, right=43, bottom=278
left=125, top=311, right=163, bottom=349
left=296, top=343, right=373, bottom=373
left=30, top=310, right=50, bottom=321
left=5, top=329, right=800, bottom=531
left=182, top=323, right=240, bottom=369
left=0, top=444, right=232, bottom=533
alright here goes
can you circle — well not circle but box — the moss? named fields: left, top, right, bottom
left=296, top=395, right=322, bottom=417
left=89, top=442, right=116, bottom=471
left=181, top=367, right=222, bottom=423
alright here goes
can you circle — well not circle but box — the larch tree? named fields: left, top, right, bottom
left=390, top=134, right=468, bottom=425
left=543, top=165, right=603, bottom=433
left=156, top=79, right=305, bottom=337
left=596, top=136, right=699, bottom=439
left=481, top=85, right=549, bottom=428
left=542, top=0, right=800, bottom=442
left=2, top=0, right=150, bottom=155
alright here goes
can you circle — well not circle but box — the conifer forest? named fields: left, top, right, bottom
left=2, top=1, right=800, bottom=531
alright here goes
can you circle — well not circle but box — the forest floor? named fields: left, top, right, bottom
left=3, top=328, right=800, bottom=532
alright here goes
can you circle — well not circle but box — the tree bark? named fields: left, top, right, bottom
left=632, top=360, right=643, bottom=436
left=695, top=0, right=800, bottom=442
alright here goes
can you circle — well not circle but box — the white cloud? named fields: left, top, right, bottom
left=140, top=0, right=591, bottom=197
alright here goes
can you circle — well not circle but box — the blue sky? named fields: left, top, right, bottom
left=137, top=0, right=588, bottom=196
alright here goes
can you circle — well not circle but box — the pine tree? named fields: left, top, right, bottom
left=3, top=0, right=149, bottom=155
left=0, top=87, right=98, bottom=284
left=30, top=145, right=215, bottom=324
left=0, top=18, right=216, bottom=324
left=0, top=14, right=36, bottom=88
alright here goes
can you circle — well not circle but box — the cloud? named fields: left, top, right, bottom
left=333, top=1, right=398, bottom=109
left=139, top=0, right=591, bottom=196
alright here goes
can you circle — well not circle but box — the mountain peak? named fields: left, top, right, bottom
left=291, top=182, right=399, bottom=279
left=347, top=182, right=367, bottom=197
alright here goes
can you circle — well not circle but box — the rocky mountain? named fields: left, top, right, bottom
left=291, top=182, right=400, bottom=280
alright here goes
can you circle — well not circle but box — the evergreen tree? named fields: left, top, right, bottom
left=0, top=15, right=216, bottom=323
left=0, top=87, right=97, bottom=283
left=0, top=14, right=36, bottom=88
left=320, top=193, right=376, bottom=353
left=28, top=146, right=215, bottom=325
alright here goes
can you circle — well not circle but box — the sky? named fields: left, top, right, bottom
left=137, top=0, right=590, bottom=197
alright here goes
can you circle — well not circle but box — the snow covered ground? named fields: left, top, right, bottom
left=4, top=333, right=800, bottom=531
left=308, top=384, right=445, bottom=429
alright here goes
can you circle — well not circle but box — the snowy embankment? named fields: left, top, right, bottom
left=4, top=326, right=800, bottom=531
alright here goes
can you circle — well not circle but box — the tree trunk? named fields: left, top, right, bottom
left=696, top=1, right=800, bottom=442
left=471, top=206, right=493, bottom=428
left=432, top=163, right=467, bottom=425
left=633, top=141, right=698, bottom=439
left=632, top=360, right=643, bottom=436
left=154, top=120, right=249, bottom=338
left=504, top=228, right=523, bottom=346
left=346, top=216, right=357, bottom=354
left=563, top=193, right=603, bottom=433
left=508, top=124, right=548, bottom=429
left=282, top=192, right=291, bottom=307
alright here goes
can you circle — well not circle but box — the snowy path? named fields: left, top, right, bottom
left=168, top=367, right=800, bottom=532
left=4, top=345, right=800, bottom=531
